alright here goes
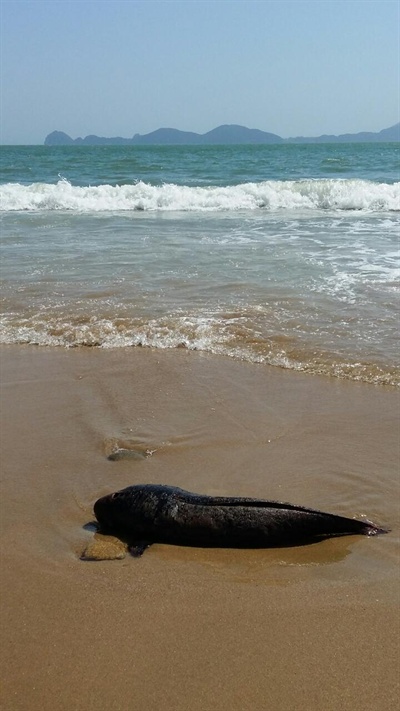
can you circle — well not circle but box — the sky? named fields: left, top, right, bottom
left=1, top=0, right=399, bottom=144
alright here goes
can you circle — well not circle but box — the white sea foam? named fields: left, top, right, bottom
left=1, top=178, right=399, bottom=212
left=0, top=312, right=398, bottom=386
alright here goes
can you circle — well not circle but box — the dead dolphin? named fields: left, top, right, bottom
left=93, top=484, right=388, bottom=556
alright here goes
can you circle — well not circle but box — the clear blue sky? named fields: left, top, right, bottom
left=1, top=0, right=399, bottom=144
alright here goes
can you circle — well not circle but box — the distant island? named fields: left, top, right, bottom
left=45, top=122, right=400, bottom=146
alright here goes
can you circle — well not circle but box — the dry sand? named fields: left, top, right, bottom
left=0, top=345, right=399, bottom=711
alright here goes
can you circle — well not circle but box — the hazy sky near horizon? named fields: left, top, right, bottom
left=1, top=0, right=399, bottom=144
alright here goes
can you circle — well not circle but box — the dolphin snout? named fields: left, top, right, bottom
left=94, top=494, right=113, bottom=530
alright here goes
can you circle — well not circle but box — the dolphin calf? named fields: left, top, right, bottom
left=93, top=484, right=388, bottom=556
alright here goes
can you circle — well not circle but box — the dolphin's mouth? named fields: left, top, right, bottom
left=93, top=495, right=113, bottom=531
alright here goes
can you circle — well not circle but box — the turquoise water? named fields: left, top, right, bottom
left=2, top=143, right=399, bottom=185
left=1, top=144, right=399, bottom=385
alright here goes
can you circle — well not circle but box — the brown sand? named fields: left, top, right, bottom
left=0, top=344, right=399, bottom=711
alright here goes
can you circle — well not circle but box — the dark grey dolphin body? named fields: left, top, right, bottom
left=93, top=484, right=388, bottom=556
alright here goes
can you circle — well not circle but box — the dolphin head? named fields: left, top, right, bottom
left=93, top=487, right=138, bottom=534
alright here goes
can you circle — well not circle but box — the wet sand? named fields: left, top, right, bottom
left=0, top=345, right=399, bottom=711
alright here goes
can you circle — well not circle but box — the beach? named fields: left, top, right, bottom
left=1, top=344, right=399, bottom=710
left=1, top=141, right=399, bottom=709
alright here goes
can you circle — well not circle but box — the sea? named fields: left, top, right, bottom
left=0, top=143, right=399, bottom=386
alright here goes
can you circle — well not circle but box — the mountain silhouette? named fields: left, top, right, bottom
left=44, top=123, right=400, bottom=146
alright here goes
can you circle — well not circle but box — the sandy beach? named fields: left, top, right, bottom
left=1, top=344, right=399, bottom=711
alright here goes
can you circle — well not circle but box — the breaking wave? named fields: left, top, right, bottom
left=1, top=178, right=399, bottom=212
left=0, top=312, right=398, bottom=387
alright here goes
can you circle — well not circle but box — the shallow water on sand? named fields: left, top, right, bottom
left=1, top=346, right=398, bottom=575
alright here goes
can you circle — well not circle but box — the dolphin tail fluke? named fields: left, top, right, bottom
left=361, top=521, right=390, bottom=536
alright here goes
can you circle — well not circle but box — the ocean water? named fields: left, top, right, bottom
left=1, top=143, right=399, bottom=385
